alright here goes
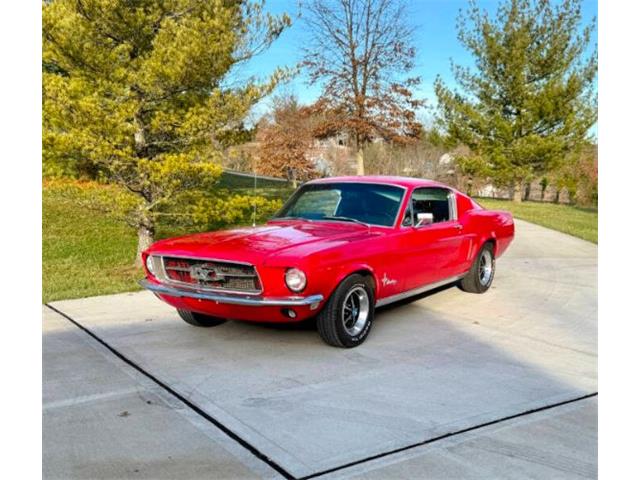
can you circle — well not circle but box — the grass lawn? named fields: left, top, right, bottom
left=43, top=183, right=143, bottom=303
left=43, top=177, right=292, bottom=303
left=43, top=180, right=596, bottom=303
left=475, top=198, right=598, bottom=244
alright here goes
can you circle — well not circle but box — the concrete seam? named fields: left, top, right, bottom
left=45, top=303, right=596, bottom=480
left=299, top=392, right=598, bottom=480
left=45, top=303, right=296, bottom=480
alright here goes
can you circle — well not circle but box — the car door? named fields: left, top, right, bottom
left=399, top=187, right=465, bottom=291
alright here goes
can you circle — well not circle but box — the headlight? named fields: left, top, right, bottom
left=285, top=268, right=307, bottom=292
left=145, top=255, right=156, bottom=277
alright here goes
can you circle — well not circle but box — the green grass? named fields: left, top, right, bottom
left=218, top=171, right=295, bottom=201
left=475, top=198, right=598, bottom=244
left=43, top=180, right=596, bottom=303
left=43, top=183, right=143, bottom=303
left=218, top=170, right=291, bottom=190
left=43, top=178, right=293, bottom=303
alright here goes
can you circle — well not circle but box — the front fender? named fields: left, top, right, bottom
left=326, top=262, right=378, bottom=298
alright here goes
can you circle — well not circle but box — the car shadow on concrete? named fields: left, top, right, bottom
left=45, top=284, right=597, bottom=479
left=239, top=282, right=459, bottom=334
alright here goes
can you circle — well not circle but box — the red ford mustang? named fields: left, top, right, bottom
left=140, top=176, right=514, bottom=347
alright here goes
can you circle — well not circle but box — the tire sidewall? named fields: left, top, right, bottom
left=177, top=309, right=226, bottom=327
left=332, top=278, right=374, bottom=347
left=475, top=244, right=495, bottom=292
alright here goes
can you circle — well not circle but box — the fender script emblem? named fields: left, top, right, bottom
left=382, top=273, right=398, bottom=287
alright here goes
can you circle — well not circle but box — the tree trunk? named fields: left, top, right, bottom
left=135, top=224, right=155, bottom=267
left=356, top=148, right=365, bottom=175
left=524, top=182, right=531, bottom=201
left=133, top=110, right=154, bottom=267
left=512, top=181, right=523, bottom=203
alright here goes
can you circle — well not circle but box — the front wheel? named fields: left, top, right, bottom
left=316, top=274, right=375, bottom=348
left=458, top=242, right=495, bottom=294
left=177, top=309, right=227, bottom=327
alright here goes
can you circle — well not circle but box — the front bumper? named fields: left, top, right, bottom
left=139, top=279, right=324, bottom=308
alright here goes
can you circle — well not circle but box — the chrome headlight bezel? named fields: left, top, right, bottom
left=285, top=268, right=307, bottom=293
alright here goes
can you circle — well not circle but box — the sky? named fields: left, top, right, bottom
left=240, top=0, right=598, bottom=127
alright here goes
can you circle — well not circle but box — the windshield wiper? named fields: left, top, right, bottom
left=321, top=216, right=369, bottom=227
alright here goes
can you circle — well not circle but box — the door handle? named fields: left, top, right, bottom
left=454, top=224, right=463, bottom=231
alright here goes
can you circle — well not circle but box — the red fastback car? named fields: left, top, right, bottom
left=141, top=176, right=514, bottom=347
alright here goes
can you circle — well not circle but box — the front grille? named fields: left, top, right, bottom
left=161, top=257, right=262, bottom=294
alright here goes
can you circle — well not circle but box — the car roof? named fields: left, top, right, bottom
left=306, top=175, right=450, bottom=189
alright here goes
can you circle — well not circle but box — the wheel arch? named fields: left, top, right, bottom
left=333, top=264, right=378, bottom=298
left=483, top=236, right=497, bottom=254
left=472, top=233, right=497, bottom=260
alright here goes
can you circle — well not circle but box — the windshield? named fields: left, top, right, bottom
left=274, top=182, right=405, bottom=227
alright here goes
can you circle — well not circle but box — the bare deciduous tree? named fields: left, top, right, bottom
left=302, top=0, right=424, bottom=174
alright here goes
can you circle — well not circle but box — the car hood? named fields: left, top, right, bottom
left=147, top=221, right=379, bottom=266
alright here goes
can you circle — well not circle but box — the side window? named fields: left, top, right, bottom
left=402, top=206, right=413, bottom=226
left=407, top=188, right=453, bottom=225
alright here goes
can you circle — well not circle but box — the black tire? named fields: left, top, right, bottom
left=458, top=242, right=496, bottom=294
left=177, top=309, right=227, bottom=327
left=317, top=274, right=375, bottom=348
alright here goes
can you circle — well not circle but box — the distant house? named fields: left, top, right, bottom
left=306, top=133, right=353, bottom=176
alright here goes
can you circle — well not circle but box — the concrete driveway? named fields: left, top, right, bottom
left=43, top=220, right=597, bottom=479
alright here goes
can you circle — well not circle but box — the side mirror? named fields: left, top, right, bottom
left=416, top=212, right=434, bottom=227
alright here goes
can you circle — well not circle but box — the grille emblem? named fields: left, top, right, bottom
left=190, top=265, right=218, bottom=282
left=162, top=257, right=260, bottom=293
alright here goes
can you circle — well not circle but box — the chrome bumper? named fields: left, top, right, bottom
left=139, top=279, right=324, bottom=307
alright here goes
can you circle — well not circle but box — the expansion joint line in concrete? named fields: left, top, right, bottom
left=299, top=392, right=598, bottom=480
left=46, top=303, right=597, bottom=480
left=45, top=304, right=297, bottom=480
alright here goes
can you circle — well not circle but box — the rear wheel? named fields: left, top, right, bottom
left=177, top=309, right=226, bottom=327
left=458, top=243, right=495, bottom=293
left=316, top=274, right=374, bottom=348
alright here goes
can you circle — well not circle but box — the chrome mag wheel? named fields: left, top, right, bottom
left=478, top=249, right=494, bottom=286
left=341, top=286, right=370, bottom=336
